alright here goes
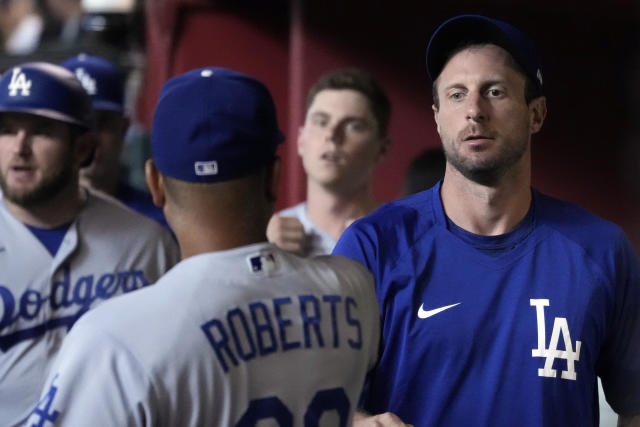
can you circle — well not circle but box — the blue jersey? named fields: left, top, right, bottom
left=333, top=182, right=640, bottom=427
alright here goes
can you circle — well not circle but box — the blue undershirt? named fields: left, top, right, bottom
left=25, top=223, right=72, bottom=256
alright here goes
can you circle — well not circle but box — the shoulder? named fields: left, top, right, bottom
left=82, top=190, right=174, bottom=243
left=313, top=253, right=373, bottom=279
left=334, top=190, right=438, bottom=264
left=535, top=191, right=628, bottom=251
left=360, top=191, right=434, bottom=231
left=73, top=270, right=187, bottom=353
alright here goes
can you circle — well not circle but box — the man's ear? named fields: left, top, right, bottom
left=145, top=159, right=166, bottom=208
left=75, top=131, right=96, bottom=168
left=529, top=96, right=547, bottom=134
left=296, top=126, right=305, bottom=157
left=265, top=156, right=281, bottom=204
left=432, top=104, right=442, bottom=135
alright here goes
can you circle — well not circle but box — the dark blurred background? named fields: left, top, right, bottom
left=2, top=0, right=640, bottom=251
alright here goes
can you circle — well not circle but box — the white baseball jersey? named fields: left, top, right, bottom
left=26, top=242, right=380, bottom=427
left=278, top=202, right=337, bottom=257
left=0, top=190, right=179, bottom=427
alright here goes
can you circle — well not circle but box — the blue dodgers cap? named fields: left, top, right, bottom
left=151, top=67, right=284, bottom=183
left=0, top=62, right=93, bottom=128
left=426, top=15, right=543, bottom=91
left=60, top=54, right=125, bottom=112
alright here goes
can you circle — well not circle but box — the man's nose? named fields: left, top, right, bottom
left=465, top=92, right=488, bottom=122
left=14, top=129, right=33, bottom=156
left=326, top=122, right=345, bottom=144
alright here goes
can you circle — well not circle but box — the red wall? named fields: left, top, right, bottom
left=139, top=0, right=640, bottom=249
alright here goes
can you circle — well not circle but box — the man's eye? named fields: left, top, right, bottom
left=311, top=116, right=328, bottom=127
left=449, top=92, right=464, bottom=100
left=345, top=120, right=367, bottom=133
left=487, top=88, right=504, bottom=97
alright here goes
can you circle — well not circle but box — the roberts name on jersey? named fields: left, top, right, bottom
left=201, top=293, right=363, bottom=372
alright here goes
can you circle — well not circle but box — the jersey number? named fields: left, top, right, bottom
left=235, top=387, right=349, bottom=427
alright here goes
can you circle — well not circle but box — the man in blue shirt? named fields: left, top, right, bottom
left=335, top=15, right=640, bottom=427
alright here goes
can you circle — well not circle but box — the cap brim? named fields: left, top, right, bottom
left=0, top=107, right=91, bottom=128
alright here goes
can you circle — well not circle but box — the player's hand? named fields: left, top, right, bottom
left=266, top=215, right=307, bottom=255
left=353, top=411, right=414, bottom=427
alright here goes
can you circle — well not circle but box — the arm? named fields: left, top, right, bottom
left=25, top=319, right=151, bottom=426
left=266, top=214, right=307, bottom=255
left=599, top=234, right=640, bottom=426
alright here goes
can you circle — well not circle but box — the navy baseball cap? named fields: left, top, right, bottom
left=426, top=15, right=543, bottom=91
left=0, top=62, right=94, bottom=128
left=151, top=67, right=285, bottom=183
left=60, top=54, right=125, bottom=112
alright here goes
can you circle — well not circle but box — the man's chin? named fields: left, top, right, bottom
left=2, top=189, right=41, bottom=207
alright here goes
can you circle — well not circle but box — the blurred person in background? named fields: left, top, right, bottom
left=0, top=0, right=44, bottom=55
left=267, top=68, right=390, bottom=256
left=44, top=0, right=82, bottom=46
left=401, top=147, right=445, bottom=196
left=60, top=53, right=170, bottom=230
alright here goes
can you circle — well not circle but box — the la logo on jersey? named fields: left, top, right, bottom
left=530, top=299, right=581, bottom=380
left=7, top=67, right=31, bottom=97
left=74, top=68, right=96, bottom=95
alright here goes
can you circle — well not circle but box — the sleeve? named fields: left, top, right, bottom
left=332, top=221, right=379, bottom=274
left=333, top=226, right=384, bottom=414
left=599, top=232, right=640, bottom=416
left=23, top=318, right=155, bottom=427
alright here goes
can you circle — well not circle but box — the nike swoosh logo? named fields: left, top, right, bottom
left=417, top=302, right=461, bottom=319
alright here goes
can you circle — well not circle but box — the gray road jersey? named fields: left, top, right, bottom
left=27, top=243, right=380, bottom=427
left=0, top=190, right=179, bottom=426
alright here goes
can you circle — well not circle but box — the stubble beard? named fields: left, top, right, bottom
left=0, top=162, right=75, bottom=209
left=442, top=133, right=529, bottom=187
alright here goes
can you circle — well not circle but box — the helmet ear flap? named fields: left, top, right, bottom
left=0, top=62, right=94, bottom=129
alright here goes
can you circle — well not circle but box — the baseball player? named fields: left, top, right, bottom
left=25, top=66, right=380, bottom=426
left=0, top=62, right=179, bottom=426
left=59, top=54, right=170, bottom=230
left=335, top=15, right=640, bottom=427
left=267, top=68, right=390, bottom=256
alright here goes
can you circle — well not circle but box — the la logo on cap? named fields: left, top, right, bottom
left=8, top=68, right=31, bottom=97
left=74, top=68, right=97, bottom=95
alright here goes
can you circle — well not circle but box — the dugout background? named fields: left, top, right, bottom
left=137, top=0, right=640, bottom=250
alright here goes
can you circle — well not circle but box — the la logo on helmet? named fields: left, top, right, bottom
left=74, top=68, right=97, bottom=95
left=8, top=68, right=31, bottom=97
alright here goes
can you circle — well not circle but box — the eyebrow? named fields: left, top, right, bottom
left=443, top=79, right=507, bottom=91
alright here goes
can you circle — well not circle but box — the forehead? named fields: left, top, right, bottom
left=438, top=44, right=526, bottom=87
left=307, top=89, right=374, bottom=119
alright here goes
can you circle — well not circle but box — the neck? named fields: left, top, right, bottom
left=4, top=184, right=85, bottom=228
left=169, top=207, right=269, bottom=261
left=305, top=180, right=379, bottom=240
left=440, top=160, right=531, bottom=236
